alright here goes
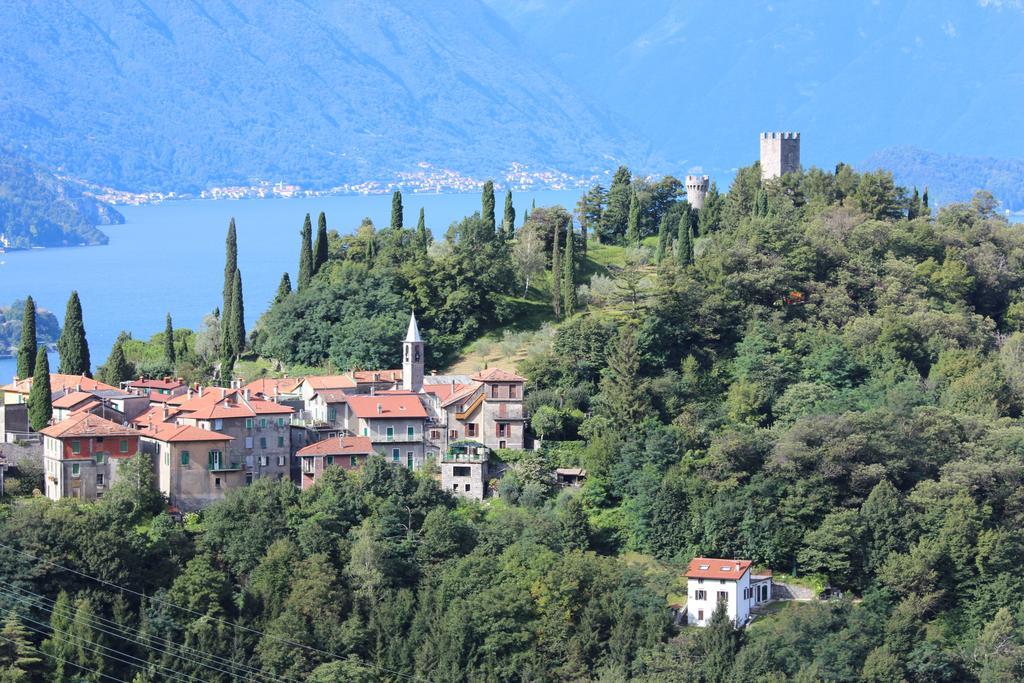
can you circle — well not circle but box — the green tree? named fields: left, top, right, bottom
left=99, top=334, right=134, bottom=387
left=482, top=180, right=496, bottom=235
left=163, top=313, right=175, bottom=365
left=28, top=347, right=52, bottom=431
left=676, top=210, right=693, bottom=266
left=297, top=213, right=314, bottom=290
left=0, top=612, right=42, bottom=682
left=223, top=218, right=237, bottom=318
left=798, top=510, right=865, bottom=590
left=551, top=212, right=562, bottom=319
left=597, top=327, right=649, bottom=424
left=416, top=207, right=430, bottom=253
left=313, top=211, right=329, bottom=273
left=655, top=214, right=671, bottom=263
left=226, top=268, right=245, bottom=358
left=56, top=291, right=90, bottom=376
left=274, top=272, right=292, bottom=304
left=391, top=190, right=403, bottom=229
left=698, top=181, right=723, bottom=234
left=41, top=592, right=74, bottom=682
left=626, top=190, right=641, bottom=245
left=559, top=495, right=590, bottom=551
left=502, top=189, right=516, bottom=241
left=15, top=296, right=36, bottom=380
left=563, top=218, right=577, bottom=315
left=600, top=167, right=631, bottom=243
left=698, top=605, right=741, bottom=683
left=220, top=272, right=237, bottom=361
left=576, top=184, right=605, bottom=251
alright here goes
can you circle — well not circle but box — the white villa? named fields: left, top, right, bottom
left=686, top=557, right=772, bottom=627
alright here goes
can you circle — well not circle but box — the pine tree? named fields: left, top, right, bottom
left=922, top=186, right=929, bottom=209
left=598, top=327, right=649, bottom=424
left=297, top=214, right=314, bottom=290
left=416, top=208, right=430, bottom=253
left=655, top=215, right=670, bottom=263
left=56, top=291, right=90, bottom=377
left=223, top=218, right=237, bottom=319
left=698, top=181, right=723, bottom=235
left=16, top=296, right=36, bottom=380
left=0, top=612, right=42, bottom=681
left=563, top=218, right=577, bottom=315
left=313, top=211, right=329, bottom=273
left=482, top=180, right=496, bottom=235
left=601, top=166, right=632, bottom=243
left=551, top=216, right=562, bottom=320
left=42, top=592, right=74, bottom=681
left=274, top=273, right=292, bottom=304
left=164, top=313, right=176, bottom=364
left=228, top=269, right=245, bottom=357
left=391, top=190, right=403, bottom=230
left=502, top=189, right=516, bottom=241
left=625, top=190, right=640, bottom=245
left=69, top=597, right=105, bottom=680
left=676, top=210, right=693, bottom=267
left=698, top=605, right=741, bottom=682
left=100, top=334, right=134, bottom=387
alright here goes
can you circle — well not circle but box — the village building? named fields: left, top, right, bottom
left=685, top=557, right=773, bottom=627
left=0, top=374, right=119, bottom=442
left=139, top=422, right=237, bottom=511
left=39, top=412, right=141, bottom=501
left=296, top=435, right=376, bottom=489
left=555, top=467, right=587, bottom=488
left=343, top=392, right=428, bottom=469
left=123, top=377, right=188, bottom=399
left=243, top=377, right=302, bottom=401
left=440, top=440, right=490, bottom=499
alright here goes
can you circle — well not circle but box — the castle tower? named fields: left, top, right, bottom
left=759, top=132, right=801, bottom=181
left=402, top=311, right=424, bottom=393
left=685, top=175, right=710, bottom=210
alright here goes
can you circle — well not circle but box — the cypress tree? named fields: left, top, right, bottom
left=57, top=291, right=90, bottom=376
left=223, top=218, right=237, bottom=320
left=676, top=210, right=693, bottom=267
left=41, top=591, right=74, bottom=681
left=221, top=274, right=236, bottom=360
left=28, top=347, right=52, bottom=431
left=275, top=272, right=292, bottom=304
left=100, top=335, right=134, bottom=387
left=757, top=189, right=769, bottom=217
left=164, top=313, right=176, bottom=364
left=0, top=612, right=42, bottom=679
left=391, top=190, right=404, bottom=229
left=16, top=296, right=36, bottom=379
left=522, top=208, right=529, bottom=226
left=502, top=189, right=516, bottom=240
left=563, top=218, right=577, bottom=315
left=482, top=180, right=496, bottom=235
left=297, top=214, right=313, bottom=290
left=626, top=190, right=640, bottom=245
left=313, top=212, right=329, bottom=273
left=229, top=269, right=245, bottom=356
left=416, top=208, right=430, bottom=253
left=655, top=214, right=671, bottom=263
left=923, top=186, right=929, bottom=209
left=551, top=216, right=562, bottom=320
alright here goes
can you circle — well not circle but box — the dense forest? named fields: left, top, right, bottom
left=4, top=161, right=1024, bottom=681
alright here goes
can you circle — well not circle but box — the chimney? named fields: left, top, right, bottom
left=161, top=405, right=168, bottom=420
left=198, top=386, right=204, bottom=398
left=243, top=388, right=250, bottom=401
left=370, top=386, right=375, bottom=396
left=220, top=388, right=226, bottom=399
left=377, top=403, right=383, bottom=415
left=187, top=388, right=193, bottom=400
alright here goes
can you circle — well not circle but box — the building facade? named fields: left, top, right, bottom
left=759, top=132, right=801, bottom=180
left=296, top=435, right=376, bottom=490
left=686, top=557, right=772, bottom=627
left=39, top=412, right=141, bottom=501
left=141, top=423, right=238, bottom=511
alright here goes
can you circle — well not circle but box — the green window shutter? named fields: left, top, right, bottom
left=277, top=436, right=284, bottom=447
left=119, top=439, right=128, bottom=453
left=181, top=451, right=190, bottom=465
left=350, top=454, right=357, bottom=467
left=71, top=440, right=81, bottom=454
left=407, top=426, right=414, bottom=439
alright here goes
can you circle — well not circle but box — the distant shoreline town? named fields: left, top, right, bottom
left=75, top=162, right=608, bottom=206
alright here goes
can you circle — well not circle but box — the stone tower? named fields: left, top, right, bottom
left=759, top=132, right=800, bottom=181
left=402, top=311, right=424, bottom=392
left=685, top=175, right=710, bottom=210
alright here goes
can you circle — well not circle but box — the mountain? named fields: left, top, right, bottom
left=0, top=1, right=643, bottom=193
left=0, top=153, right=124, bottom=249
left=864, top=146, right=1024, bottom=213
left=0, top=299, right=60, bottom=358
left=486, top=0, right=1024, bottom=176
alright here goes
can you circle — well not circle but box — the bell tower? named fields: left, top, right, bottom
left=402, top=311, right=424, bottom=392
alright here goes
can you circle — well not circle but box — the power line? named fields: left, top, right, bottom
left=0, top=582, right=297, bottom=683
left=0, top=631, right=126, bottom=683
left=0, top=540, right=424, bottom=682
left=0, top=585, right=276, bottom=683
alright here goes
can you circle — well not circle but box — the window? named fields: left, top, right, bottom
left=698, top=610, right=704, bottom=621
left=214, top=419, right=223, bottom=430
left=464, top=483, right=470, bottom=491
left=695, top=590, right=707, bottom=601
left=95, top=453, right=106, bottom=464
left=96, top=473, right=104, bottom=486
left=181, top=451, right=190, bottom=466
left=277, top=417, right=285, bottom=427
left=392, top=448, right=400, bottom=462
left=362, top=427, right=368, bottom=437
left=164, top=451, right=170, bottom=466
left=71, top=440, right=81, bottom=455
left=449, top=430, right=458, bottom=440
left=119, top=439, right=128, bottom=453
left=259, top=418, right=267, bottom=428
left=698, top=578, right=704, bottom=585
left=277, top=436, right=285, bottom=448
left=386, top=426, right=394, bottom=441
left=245, top=473, right=253, bottom=485
left=407, top=426, right=415, bottom=439
left=208, top=450, right=223, bottom=468
left=259, top=437, right=267, bottom=449
left=71, top=463, right=80, bottom=477
left=328, top=407, right=337, bottom=422
left=453, top=466, right=471, bottom=477
left=717, top=591, right=728, bottom=605
left=349, top=454, right=357, bottom=468
left=277, top=456, right=286, bottom=467
left=215, top=477, right=221, bottom=488
left=452, top=483, right=459, bottom=491
left=326, top=456, right=334, bottom=466
left=245, top=418, right=254, bottom=429
left=259, top=456, right=268, bottom=467
left=497, top=423, right=509, bottom=437
left=245, top=437, right=254, bottom=449
left=499, top=440, right=506, bottom=449
left=509, top=384, right=518, bottom=398
left=407, top=452, right=413, bottom=469
left=430, top=430, right=440, bottom=440
left=466, top=423, right=478, bottom=437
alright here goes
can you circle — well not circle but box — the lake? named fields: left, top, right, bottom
left=0, top=190, right=580, bottom=382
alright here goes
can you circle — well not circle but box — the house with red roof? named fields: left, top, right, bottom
left=295, top=435, right=376, bottom=489
left=123, top=377, right=188, bottom=399
left=685, top=557, right=773, bottom=627
left=343, top=392, right=428, bottom=469
left=140, top=422, right=237, bottom=511
left=39, top=412, right=141, bottom=501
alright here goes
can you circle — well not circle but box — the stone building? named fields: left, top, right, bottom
left=685, top=175, right=710, bottom=210
left=440, top=440, right=490, bottom=499
left=39, top=412, right=141, bottom=501
left=140, top=422, right=237, bottom=512
left=759, top=132, right=801, bottom=180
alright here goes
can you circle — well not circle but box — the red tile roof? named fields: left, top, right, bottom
left=303, top=375, right=356, bottom=390
left=686, top=558, right=752, bottom=581
left=141, top=422, right=233, bottom=443
left=423, top=382, right=476, bottom=402
left=39, top=412, right=138, bottom=439
left=132, top=404, right=180, bottom=428
left=244, top=377, right=302, bottom=397
left=52, top=391, right=97, bottom=409
left=346, top=392, right=427, bottom=419
left=127, top=378, right=185, bottom=391
left=352, top=369, right=402, bottom=384
left=297, top=435, right=375, bottom=457
left=2, top=374, right=118, bottom=395
left=440, top=383, right=482, bottom=408
left=174, top=388, right=293, bottom=419
left=470, top=368, right=526, bottom=382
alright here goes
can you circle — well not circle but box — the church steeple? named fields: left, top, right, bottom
left=402, top=311, right=424, bottom=392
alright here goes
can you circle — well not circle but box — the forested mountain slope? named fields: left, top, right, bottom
left=0, top=1, right=640, bottom=192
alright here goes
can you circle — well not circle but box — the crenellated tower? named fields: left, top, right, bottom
left=759, top=131, right=801, bottom=181
left=685, top=175, right=710, bottom=210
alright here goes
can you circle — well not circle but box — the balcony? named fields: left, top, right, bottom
left=207, top=461, right=242, bottom=472
left=442, top=441, right=489, bottom=463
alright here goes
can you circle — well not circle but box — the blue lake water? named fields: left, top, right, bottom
left=0, top=190, right=579, bottom=382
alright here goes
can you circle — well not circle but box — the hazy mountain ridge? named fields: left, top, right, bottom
left=0, top=1, right=644, bottom=193
left=0, top=153, right=124, bottom=249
